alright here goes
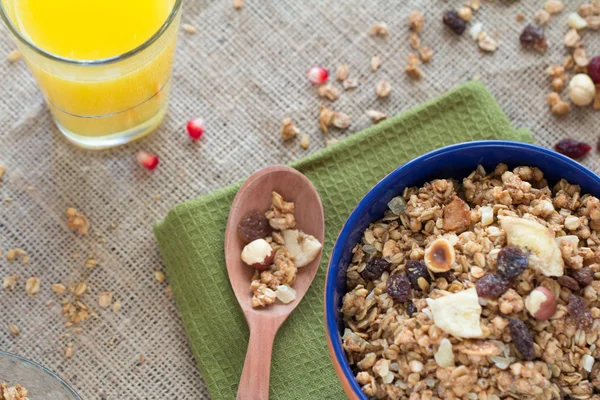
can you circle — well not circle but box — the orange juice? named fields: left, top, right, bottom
left=0, top=0, right=181, bottom=148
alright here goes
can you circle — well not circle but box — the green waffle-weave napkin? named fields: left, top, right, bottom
left=153, top=81, right=533, bottom=399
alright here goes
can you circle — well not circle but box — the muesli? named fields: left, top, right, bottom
left=342, top=164, right=600, bottom=399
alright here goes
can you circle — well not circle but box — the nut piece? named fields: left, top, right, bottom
left=318, top=84, right=340, bottom=101
left=535, top=9, right=551, bottom=25
left=435, top=338, right=456, bottom=367
left=568, top=12, right=588, bottom=29
left=241, top=239, right=275, bottom=270
left=525, top=286, right=558, bottom=320
left=569, top=74, right=596, bottom=106
left=281, top=118, right=299, bottom=140
left=424, top=238, right=456, bottom=273
left=458, top=6, right=472, bottom=21
left=274, top=284, right=296, bottom=303
left=366, top=110, right=387, bottom=123
left=335, top=64, right=349, bottom=81
left=443, top=196, right=471, bottom=232
left=376, top=80, right=391, bottom=97
left=281, top=229, right=322, bottom=267
left=544, top=0, right=564, bottom=14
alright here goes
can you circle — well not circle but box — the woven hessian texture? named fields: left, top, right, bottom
left=0, top=0, right=597, bottom=398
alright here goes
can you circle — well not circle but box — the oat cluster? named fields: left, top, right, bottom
left=0, top=383, right=28, bottom=400
left=342, top=164, right=600, bottom=399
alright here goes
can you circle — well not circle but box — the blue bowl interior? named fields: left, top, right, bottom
left=325, top=140, right=600, bottom=399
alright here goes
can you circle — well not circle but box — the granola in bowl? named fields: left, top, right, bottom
left=238, top=191, right=322, bottom=308
left=0, top=383, right=28, bottom=400
left=341, top=163, right=600, bottom=399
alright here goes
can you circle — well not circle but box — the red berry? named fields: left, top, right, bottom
left=554, top=139, right=592, bottom=160
left=307, top=66, right=329, bottom=84
left=186, top=118, right=205, bottom=140
left=136, top=150, right=159, bottom=170
left=588, top=56, right=600, bottom=85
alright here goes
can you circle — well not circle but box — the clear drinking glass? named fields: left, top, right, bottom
left=0, top=0, right=182, bottom=149
left=0, top=350, right=82, bottom=399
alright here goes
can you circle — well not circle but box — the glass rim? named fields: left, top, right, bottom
left=0, top=350, right=82, bottom=398
left=0, top=0, right=183, bottom=66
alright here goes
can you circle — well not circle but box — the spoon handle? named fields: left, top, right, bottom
left=236, top=318, right=279, bottom=400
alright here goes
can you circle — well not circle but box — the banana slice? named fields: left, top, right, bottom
left=426, top=287, right=483, bottom=339
left=500, top=217, right=564, bottom=277
left=282, top=229, right=323, bottom=267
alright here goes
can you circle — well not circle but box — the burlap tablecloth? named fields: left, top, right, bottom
left=0, top=0, right=598, bottom=398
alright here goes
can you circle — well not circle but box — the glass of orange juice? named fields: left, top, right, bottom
left=0, top=0, right=182, bottom=149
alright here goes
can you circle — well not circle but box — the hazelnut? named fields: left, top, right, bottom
left=525, top=286, right=557, bottom=320
left=241, top=239, right=275, bottom=270
left=424, top=238, right=455, bottom=273
left=569, top=74, right=596, bottom=106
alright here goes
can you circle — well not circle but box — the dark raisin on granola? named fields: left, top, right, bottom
left=237, top=210, right=271, bottom=243
left=434, top=270, right=456, bottom=283
left=557, top=275, right=580, bottom=291
left=443, top=10, right=466, bottom=35
left=407, top=300, right=416, bottom=317
left=568, top=294, right=592, bottom=330
left=571, top=267, right=594, bottom=288
left=360, top=257, right=392, bottom=281
left=509, top=318, right=536, bottom=361
left=405, top=260, right=432, bottom=291
left=386, top=274, right=412, bottom=303
left=476, top=273, right=511, bottom=298
left=496, top=246, right=529, bottom=281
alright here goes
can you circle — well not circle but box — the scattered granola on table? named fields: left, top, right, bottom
left=342, top=163, right=600, bottom=399
left=0, top=383, right=28, bottom=400
left=66, top=207, right=90, bottom=235
left=238, top=191, right=322, bottom=308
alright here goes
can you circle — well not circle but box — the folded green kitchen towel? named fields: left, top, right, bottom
left=153, top=81, right=534, bottom=400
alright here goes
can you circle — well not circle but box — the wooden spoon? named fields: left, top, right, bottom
left=224, top=165, right=325, bottom=400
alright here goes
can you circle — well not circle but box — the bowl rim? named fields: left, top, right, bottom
left=324, top=140, right=600, bottom=399
left=0, top=350, right=82, bottom=399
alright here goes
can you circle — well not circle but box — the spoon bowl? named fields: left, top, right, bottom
left=224, top=165, right=324, bottom=400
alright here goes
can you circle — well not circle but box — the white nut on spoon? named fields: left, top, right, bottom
left=241, top=239, right=275, bottom=270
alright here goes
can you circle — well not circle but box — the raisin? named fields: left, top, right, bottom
left=571, top=267, right=594, bottom=288
left=520, top=25, right=547, bottom=52
left=434, top=270, right=456, bottom=282
left=405, top=260, right=432, bottom=291
left=558, top=275, right=580, bottom=291
left=443, top=10, right=466, bottom=35
left=508, top=318, right=536, bottom=361
left=588, top=56, right=600, bottom=85
left=568, top=294, right=592, bottom=329
left=237, top=210, right=271, bottom=243
left=554, top=139, right=592, bottom=160
left=386, top=274, right=411, bottom=303
left=360, top=258, right=392, bottom=281
left=407, top=300, right=416, bottom=317
left=476, top=273, right=511, bottom=298
left=496, top=246, right=529, bottom=281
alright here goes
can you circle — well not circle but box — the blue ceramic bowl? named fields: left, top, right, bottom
left=324, top=140, right=600, bottom=399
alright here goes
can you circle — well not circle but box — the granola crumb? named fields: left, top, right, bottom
left=154, top=271, right=166, bottom=283
left=66, top=208, right=90, bottom=235
left=342, top=78, right=358, bottom=90
left=8, top=323, right=20, bottom=336
left=280, top=118, right=299, bottom=140
left=405, top=64, right=423, bottom=79
left=233, top=0, right=243, bottom=10
left=0, top=382, right=29, bottom=399
left=371, top=56, right=381, bottom=72
left=552, top=100, right=570, bottom=115
left=112, top=299, right=121, bottom=312
left=25, top=277, right=40, bottom=296
left=317, top=83, right=340, bottom=101
left=6, top=249, right=29, bottom=264
left=7, top=50, right=21, bottom=63
left=419, top=47, right=434, bottom=63
left=2, top=276, right=19, bottom=290
left=98, top=292, right=113, bottom=309
left=0, top=164, right=5, bottom=181
left=516, top=13, right=525, bottom=22
left=52, top=283, right=67, bottom=294
left=544, top=0, right=564, bottom=14
left=319, top=106, right=335, bottom=133
left=477, top=32, right=498, bottom=53
left=335, top=64, right=349, bottom=81
left=164, top=285, right=174, bottom=298
left=408, top=11, right=425, bottom=32
left=535, top=9, right=551, bottom=25
left=300, top=133, right=309, bottom=150
left=369, top=22, right=389, bottom=37
left=375, top=80, right=391, bottom=98
left=85, top=255, right=98, bottom=268
left=65, top=343, right=74, bottom=359
left=182, top=23, right=197, bottom=34
left=366, top=110, right=387, bottom=124
left=458, top=6, right=472, bottom=21
left=409, top=32, right=420, bottom=49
